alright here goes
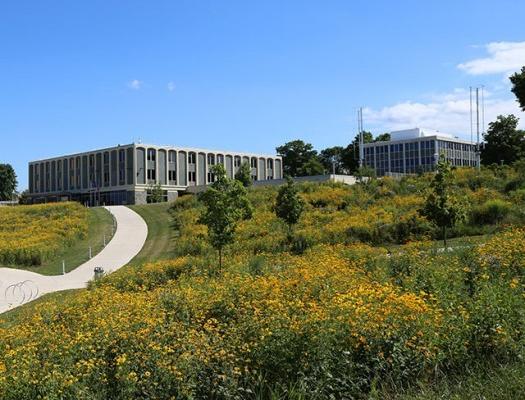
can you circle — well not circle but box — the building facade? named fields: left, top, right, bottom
left=28, top=143, right=283, bottom=205
left=362, top=128, right=479, bottom=176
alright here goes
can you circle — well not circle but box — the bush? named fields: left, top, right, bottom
left=470, top=199, right=512, bottom=225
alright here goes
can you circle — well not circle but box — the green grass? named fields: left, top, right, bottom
left=128, top=202, right=179, bottom=265
left=1, top=207, right=115, bottom=275
left=376, top=360, right=525, bottom=400
left=0, top=289, right=79, bottom=329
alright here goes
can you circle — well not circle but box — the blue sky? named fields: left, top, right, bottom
left=1, top=0, right=524, bottom=190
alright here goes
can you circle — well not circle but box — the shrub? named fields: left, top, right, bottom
left=470, top=199, right=512, bottom=225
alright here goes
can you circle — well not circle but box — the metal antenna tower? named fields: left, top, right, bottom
left=358, top=107, right=364, bottom=168
left=481, top=85, right=485, bottom=136
left=470, top=87, right=473, bottom=144
left=476, top=87, right=481, bottom=169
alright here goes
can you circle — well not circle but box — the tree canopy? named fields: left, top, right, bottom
left=0, top=164, right=17, bottom=201
left=319, top=146, right=346, bottom=174
left=481, top=114, right=525, bottom=166
left=340, top=131, right=373, bottom=174
left=276, top=140, right=321, bottom=177
left=510, top=66, right=525, bottom=112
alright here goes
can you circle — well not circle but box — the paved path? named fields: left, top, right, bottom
left=0, top=206, right=148, bottom=315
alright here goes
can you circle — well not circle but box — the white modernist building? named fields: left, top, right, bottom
left=362, top=128, right=479, bottom=176
left=28, top=143, right=283, bottom=205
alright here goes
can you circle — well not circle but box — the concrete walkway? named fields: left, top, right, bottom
left=0, top=206, right=148, bottom=315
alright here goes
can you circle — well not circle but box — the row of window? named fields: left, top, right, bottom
left=138, top=148, right=280, bottom=186
left=363, top=140, right=479, bottom=176
left=31, top=149, right=132, bottom=194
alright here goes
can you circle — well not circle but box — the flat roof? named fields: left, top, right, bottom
left=363, top=135, right=477, bottom=146
left=29, top=142, right=280, bottom=163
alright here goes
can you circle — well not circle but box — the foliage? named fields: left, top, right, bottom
left=276, top=140, right=321, bottom=177
left=147, top=183, right=165, bottom=203
left=274, top=176, right=304, bottom=232
left=374, top=132, right=391, bottom=142
left=0, top=202, right=88, bottom=266
left=469, top=199, right=512, bottom=225
left=0, top=163, right=17, bottom=201
left=341, top=131, right=374, bottom=174
left=420, top=157, right=467, bottom=246
left=318, top=146, right=346, bottom=174
left=481, top=114, right=525, bottom=166
left=510, top=66, right=525, bottom=112
left=234, top=161, right=252, bottom=187
left=198, top=164, right=252, bottom=268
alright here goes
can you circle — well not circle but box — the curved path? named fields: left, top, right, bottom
left=0, top=206, right=148, bottom=315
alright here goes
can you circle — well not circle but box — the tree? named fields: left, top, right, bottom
left=419, top=156, right=467, bottom=247
left=481, top=114, right=525, bottom=165
left=18, top=189, right=31, bottom=205
left=510, top=66, right=525, bottom=112
left=148, top=183, right=165, bottom=203
left=235, top=161, right=252, bottom=187
left=275, top=176, right=304, bottom=237
left=0, top=164, right=17, bottom=201
left=356, top=165, right=376, bottom=184
left=340, top=131, right=374, bottom=174
left=374, top=133, right=391, bottom=142
left=276, top=140, right=320, bottom=177
left=319, top=146, right=346, bottom=174
left=300, top=157, right=325, bottom=176
left=199, top=164, right=252, bottom=268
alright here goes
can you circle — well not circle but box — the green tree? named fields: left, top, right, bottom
left=481, top=114, right=525, bottom=165
left=0, top=164, right=17, bottom=201
left=341, top=131, right=374, bottom=174
left=235, top=161, right=252, bottom=187
left=199, top=164, right=252, bottom=268
left=276, top=140, right=320, bottom=177
left=275, top=176, right=304, bottom=236
left=374, top=132, right=391, bottom=142
left=148, top=183, right=165, bottom=203
left=510, top=66, right=525, bottom=111
left=319, top=146, right=346, bottom=174
left=18, top=189, right=31, bottom=205
left=300, top=157, right=325, bottom=176
left=356, top=165, right=376, bottom=184
left=420, top=156, right=467, bottom=247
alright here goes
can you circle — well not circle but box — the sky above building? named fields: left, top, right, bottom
left=1, top=0, right=524, bottom=190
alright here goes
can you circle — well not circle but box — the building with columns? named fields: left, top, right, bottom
left=27, top=143, right=283, bottom=205
left=362, top=128, right=479, bottom=176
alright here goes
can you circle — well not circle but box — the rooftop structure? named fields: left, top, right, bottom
left=28, top=143, right=283, bottom=205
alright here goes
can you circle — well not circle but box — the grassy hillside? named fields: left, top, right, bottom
left=2, top=166, right=525, bottom=399
left=0, top=203, right=114, bottom=275
left=127, top=202, right=179, bottom=265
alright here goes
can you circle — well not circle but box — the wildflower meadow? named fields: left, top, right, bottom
left=2, top=166, right=525, bottom=398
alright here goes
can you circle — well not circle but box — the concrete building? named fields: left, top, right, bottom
left=362, top=128, right=479, bottom=176
left=27, top=143, right=283, bottom=205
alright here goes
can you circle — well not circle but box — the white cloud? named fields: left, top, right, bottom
left=127, top=79, right=143, bottom=90
left=457, top=41, right=525, bottom=75
left=167, top=81, right=176, bottom=92
left=364, top=89, right=523, bottom=139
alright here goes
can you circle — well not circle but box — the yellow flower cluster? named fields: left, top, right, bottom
left=0, top=202, right=87, bottom=266
left=0, top=245, right=439, bottom=398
